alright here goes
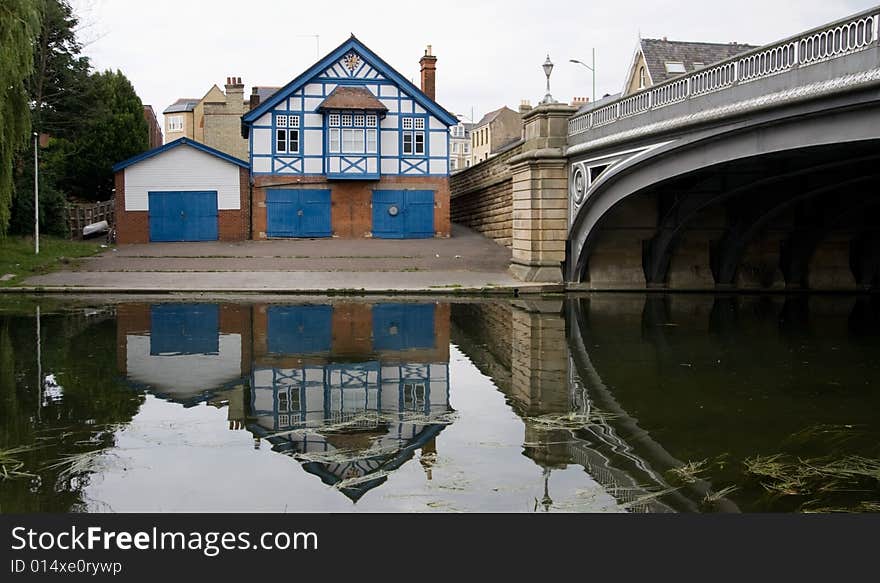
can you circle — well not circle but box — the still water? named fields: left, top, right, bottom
left=1, top=295, right=878, bottom=513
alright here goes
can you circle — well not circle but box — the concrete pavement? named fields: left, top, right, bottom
left=14, top=226, right=562, bottom=295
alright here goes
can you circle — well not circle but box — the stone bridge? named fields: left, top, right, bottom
left=451, top=7, right=880, bottom=290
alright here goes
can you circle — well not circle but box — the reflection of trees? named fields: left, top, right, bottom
left=0, top=309, right=142, bottom=513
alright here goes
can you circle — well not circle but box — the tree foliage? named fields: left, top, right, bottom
left=0, top=0, right=42, bottom=236
left=29, top=0, right=91, bottom=139
left=63, top=70, right=149, bottom=201
left=5, top=0, right=150, bottom=237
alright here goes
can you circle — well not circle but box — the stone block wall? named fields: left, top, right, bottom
left=449, top=141, right=523, bottom=248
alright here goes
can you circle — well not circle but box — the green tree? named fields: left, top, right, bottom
left=63, top=69, right=149, bottom=201
left=29, top=0, right=91, bottom=139
left=0, top=1, right=42, bottom=236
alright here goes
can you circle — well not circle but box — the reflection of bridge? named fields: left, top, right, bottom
left=451, top=8, right=880, bottom=290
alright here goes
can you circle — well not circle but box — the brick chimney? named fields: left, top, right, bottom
left=420, top=45, right=437, bottom=101
left=225, top=76, right=245, bottom=109
left=250, top=87, right=261, bottom=110
left=519, top=99, right=533, bottom=115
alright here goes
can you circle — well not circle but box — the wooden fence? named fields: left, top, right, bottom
left=67, top=200, right=114, bottom=239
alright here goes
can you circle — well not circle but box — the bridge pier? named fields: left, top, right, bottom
left=508, top=103, right=577, bottom=283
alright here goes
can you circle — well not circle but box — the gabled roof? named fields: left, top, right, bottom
left=639, top=38, right=758, bottom=84
left=318, top=86, right=388, bottom=112
left=200, top=84, right=226, bottom=104
left=243, top=35, right=458, bottom=127
left=475, top=106, right=518, bottom=128
left=252, top=86, right=281, bottom=104
left=163, top=98, right=200, bottom=114
left=112, top=137, right=249, bottom=172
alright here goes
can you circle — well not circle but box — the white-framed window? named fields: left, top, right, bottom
left=278, top=392, right=289, bottom=413
left=275, top=113, right=300, bottom=154
left=401, top=117, right=426, bottom=156
left=328, top=111, right=380, bottom=154
left=168, top=115, right=183, bottom=132
left=342, top=128, right=365, bottom=153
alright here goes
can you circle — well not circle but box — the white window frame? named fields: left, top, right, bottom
left=275, top=114, right=301, bottom=155
left=168, top=115, right=184, bottom=132
left=401, top=117, right=426, bottom=157
left=342, top=128, right=365, bottom=154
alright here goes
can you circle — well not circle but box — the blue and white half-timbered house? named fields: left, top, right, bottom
left=242, top=36, right=457, bottom=239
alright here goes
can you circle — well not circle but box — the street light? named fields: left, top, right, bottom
left=541, top=54, right=556, bottom=104
left=33, top=132, right=39, bottom=255
left=570, top=48, right=597, bottom=104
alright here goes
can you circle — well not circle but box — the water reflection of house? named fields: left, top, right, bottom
left=248, top=302, right=452, bottom=501
left=115, top=300, right=452, bottom=501
left=116, top=303, right=252, bottom=409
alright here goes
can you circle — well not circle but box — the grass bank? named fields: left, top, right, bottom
left=0, top=237, right=105, bottom=287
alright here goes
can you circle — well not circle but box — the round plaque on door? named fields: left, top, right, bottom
left=388, top=205, right=400, bottom=216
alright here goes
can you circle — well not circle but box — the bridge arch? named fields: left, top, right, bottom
left=568, top=97, right=880, bottom=288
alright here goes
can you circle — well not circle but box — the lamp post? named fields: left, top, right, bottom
left=33, top=132, right=39, bottom=255
left=541, top=54, right=556, bottom=105
left=570, top=48, right=597, bottom=104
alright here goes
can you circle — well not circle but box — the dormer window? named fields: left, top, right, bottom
left=664, top=61, right=686, bottom=74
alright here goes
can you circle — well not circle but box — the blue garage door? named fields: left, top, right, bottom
left=266, top=189, right=331, bottom=238
left=372, top=304, right=436, bottom=351
left=149, top=191, right=218, bottom=242
left=372, top=190, right=435, bottom=239
left=267, top=305, right=333, bottom=354
left=150, top=304, right=220, bottom=355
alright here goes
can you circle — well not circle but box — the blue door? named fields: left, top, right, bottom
left=150, top=304, right=220, bottom=355
left=372, top=304, right=436, bottom=351
left=372, top=190, right=435, bottom=239
left=148, top=191, right=218, bottom=242
left=266, top=189, right=331, bottom=238
left=267, top=305, right=333, bottom=354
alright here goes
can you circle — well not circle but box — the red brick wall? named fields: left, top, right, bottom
left=252, top=175, right=450, bottom=239
left=114, top=167, right=250, bottom=244
left=114, top=171, right=150, bottom=244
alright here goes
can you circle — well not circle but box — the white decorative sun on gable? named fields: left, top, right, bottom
left=320, top=50, right=384, bottom=80
left=343, top=52, right=361, bottom=73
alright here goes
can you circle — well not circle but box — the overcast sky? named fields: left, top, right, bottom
left=71, top=0, right=875, bottom=127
